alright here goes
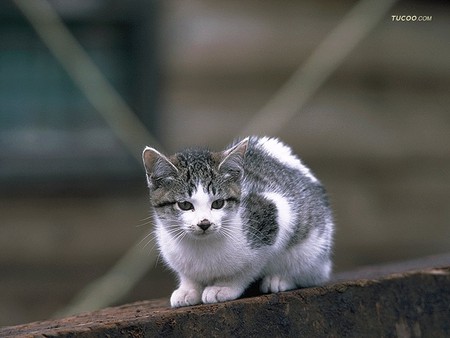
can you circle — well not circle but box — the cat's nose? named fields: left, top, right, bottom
left=198, top=219, right=211, bottom=231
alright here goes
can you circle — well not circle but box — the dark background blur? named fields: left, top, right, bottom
left=1, top=0, right=449, bottom=326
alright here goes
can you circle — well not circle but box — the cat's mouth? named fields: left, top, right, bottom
left=190, top=229, right=215, bottom=237
left=187, top=224, right=219, bottom=238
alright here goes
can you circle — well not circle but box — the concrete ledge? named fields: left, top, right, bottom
left=2, top=255, right=450, bottom=337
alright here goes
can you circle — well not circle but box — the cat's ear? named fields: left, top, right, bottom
left=142, top=147, right=178, bottom=188
left=218, top=138, right=248, bottom=178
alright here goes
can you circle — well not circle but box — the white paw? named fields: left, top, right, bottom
left=260, top=275, right=296, bottom=293
left=170, top=287, right=202, bottom=307
left=202, top=286, right=243, bottom=304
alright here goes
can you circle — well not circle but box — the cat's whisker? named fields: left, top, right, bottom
left=139, top=214, right=153, bottom=222
left=135, top=220, right=153, bottom=228
left=221, top=220, right=268, bottom=243
left=143, top=236, right=158, bottom=251
left=219, top=229, right=240, bottom=243
left=164, top=228, right=186, bottom=240
left=222, top=226, right=266, bottom=244
left=135, top=214, right=155, bottom=228
left=155, top=252, right=163, bottom=267
left=172, top=230, right=188, bottom=246
left=138, top=231, right=155, bottom=247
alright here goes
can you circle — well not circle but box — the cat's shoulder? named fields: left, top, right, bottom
left=243, top=136, right=318, bottom=183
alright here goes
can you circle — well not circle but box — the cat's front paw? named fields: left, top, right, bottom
left=202, top=286, right=243, bottom=304
left=170, top=287, right=202, bottom=307
left=261, top=275, right=296, bottom=293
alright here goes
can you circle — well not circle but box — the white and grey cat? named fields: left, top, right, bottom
left=143, top=136, right=334, bottom=307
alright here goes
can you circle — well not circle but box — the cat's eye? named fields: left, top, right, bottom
left=211, top=199, right=225, bottom=209
left=177, top=201, right=194, bottom=211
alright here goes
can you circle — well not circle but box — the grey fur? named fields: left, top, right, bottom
left=242, top=192, right=279, bottom=248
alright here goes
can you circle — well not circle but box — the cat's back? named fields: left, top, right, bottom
left=242, top=136, right=319, bottom=189
left=237, top=136, right=332, bottom=251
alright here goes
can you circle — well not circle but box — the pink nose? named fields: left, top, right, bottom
left=198, top=219, right=211, bottom=231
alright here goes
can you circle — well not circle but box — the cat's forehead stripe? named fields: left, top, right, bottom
left=207, top=181, right=216, bottom=195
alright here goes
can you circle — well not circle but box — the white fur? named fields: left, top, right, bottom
left=262, top=227, right=332, bottom=292
left=177, top=184, right=228, bottom=236
left=156, top=186, right=331, bottom=307
left=257, top=137, right=318, bottom=183
left=157, top=184, right=264, bottom=307
left=183, top=186, right=212, bottom=225
left=170, top=277, right=202, bottom=307
left=157, top=214, right=262, bottom=306
left=158, top=202, right=331, bottom=307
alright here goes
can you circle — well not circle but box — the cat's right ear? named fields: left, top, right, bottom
left=142, top=147, right=178, bottom=188
left=218, top=138, right=248, bottom=180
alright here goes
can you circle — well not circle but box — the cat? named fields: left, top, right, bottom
left=142, top=136, right=334, bottom=307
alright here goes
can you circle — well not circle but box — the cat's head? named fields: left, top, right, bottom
left=142, top=138, right=248, bottom=239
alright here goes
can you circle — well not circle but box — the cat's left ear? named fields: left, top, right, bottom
left=218, top=137, right=248, bottom=178
left=142, top=147, right=178, bottom=187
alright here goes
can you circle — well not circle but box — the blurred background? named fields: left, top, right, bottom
left=1, top=0, right=449, bottom=327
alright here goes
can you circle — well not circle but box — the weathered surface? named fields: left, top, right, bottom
left=1, top=263, right=449, bottom=337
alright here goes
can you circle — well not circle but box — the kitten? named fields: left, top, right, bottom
left=142, top=136, right=334, bottom=307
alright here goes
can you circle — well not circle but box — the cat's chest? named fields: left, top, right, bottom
left=158, top=229, right=253, bottom=280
